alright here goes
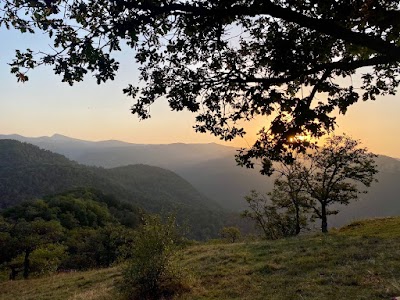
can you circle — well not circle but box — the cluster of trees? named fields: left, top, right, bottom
left=0, top=188, right=192, bottom=299
left=0, top=189, right=140, bottom=279
left=243, top=135, right=378, bottom=238
left=0, top=4, right=396, bottom=294
left=1, top=1, right=396, bottom=238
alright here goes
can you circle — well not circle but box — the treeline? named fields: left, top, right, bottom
left=0, top=189, right=141, bottom=279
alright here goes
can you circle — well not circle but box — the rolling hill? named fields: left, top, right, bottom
left=2, top=134, right=400, bottom=229
left=0, top=134, right=236, bottom=168
left=0, top=139, right=224, bottom=239
left=0, top=134, right=267, bottom=210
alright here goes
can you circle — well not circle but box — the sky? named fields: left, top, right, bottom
left=1, top=28, right=400, bottom=158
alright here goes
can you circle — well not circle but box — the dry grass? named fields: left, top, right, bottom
left=177, top=217, right=400, bottom=300
left=2, top=217, right=400, bottom=300
left=0, top=267, right=123, bottom=300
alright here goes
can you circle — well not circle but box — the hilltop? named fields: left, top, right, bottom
left=1, top=217, right=400, bottom=299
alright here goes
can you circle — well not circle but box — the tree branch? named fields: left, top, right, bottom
left=124, top=1, right=400, bottom=58
left=234, top=55, right=398, bottom=86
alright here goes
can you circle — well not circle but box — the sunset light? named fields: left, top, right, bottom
left=1, top=1, right=400, bottom=298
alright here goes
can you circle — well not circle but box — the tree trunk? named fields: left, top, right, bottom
left=9, top=266, right=18, bottom=280
left=295, top=204, right=301, bottom=235
left=23, top=250, right=30, bottom=279
left=321, top=203, right=328, bottom=233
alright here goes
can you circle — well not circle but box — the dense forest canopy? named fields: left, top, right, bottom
left=1, top=0, right=399, bottom=173
left=0, top=189, right=139, bottom=279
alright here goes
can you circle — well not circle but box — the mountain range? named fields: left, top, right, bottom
left=1, top=133, right=400, bottom=228
left=0, top=134, right=269, bottom=211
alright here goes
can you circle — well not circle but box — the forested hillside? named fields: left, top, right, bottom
left=0, top=140, right=225, bottom=239
left=0, top=188, right=140, bottom=279
left=0, top=134, right=272, bottom=211
left=5, top=134, right=400, bottom=228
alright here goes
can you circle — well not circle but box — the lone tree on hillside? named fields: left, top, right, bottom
left=301, top=135, right=378, bottom=233
left=243, top=135, right=378, bottom=235
left=220, top=226, right=241, bottom=243
left=2, top=1, right=400, bottom=172
left=242, top=160, right=309, bottom=239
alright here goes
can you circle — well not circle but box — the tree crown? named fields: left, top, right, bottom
left=2, top=0, right=399, bottom=172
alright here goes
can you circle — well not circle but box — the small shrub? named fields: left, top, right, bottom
left=220, top=227, right=241, bottom=243
left=122, top=214, right=190, bottom=300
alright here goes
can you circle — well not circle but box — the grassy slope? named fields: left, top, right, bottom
left=2, top=217, right=400, bottom=300
left=0, top=268, right=123, bottom=300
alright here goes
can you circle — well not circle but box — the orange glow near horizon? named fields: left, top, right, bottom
left=1, top=27, right=400, bottom=158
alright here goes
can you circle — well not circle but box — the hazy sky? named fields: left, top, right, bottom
left=1, top=28, right=400, bottom=158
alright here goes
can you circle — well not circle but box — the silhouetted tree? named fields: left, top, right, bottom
left=242, top=190, right=300, bottom=239
left=2, top=1, right=400, bottom=171
left=244, top=135, right=377, bottom=235
left=270, top=161, right=310, bottom=235
left=301, top=135, right=378, bottom=233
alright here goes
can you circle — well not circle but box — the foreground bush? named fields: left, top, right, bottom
left=122, top=215, right=190, bottom=300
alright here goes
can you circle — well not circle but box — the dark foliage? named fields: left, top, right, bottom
left=242, top=190, right=301, bottom=240
left=0, top=189, right=138, bottom=278
left=2, top=1, right=400, bottom=173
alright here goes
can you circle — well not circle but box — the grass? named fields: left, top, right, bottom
left=0, top=267, right=123, bottom=300
left=2, top=217, right=400, bottom=300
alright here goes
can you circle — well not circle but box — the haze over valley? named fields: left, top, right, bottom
left=2, top=133, right=400, bottom=229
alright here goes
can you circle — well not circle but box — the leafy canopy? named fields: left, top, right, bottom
left=0, top=189, right=139, bottom=277
left=1, top=0, right=400, bottom=172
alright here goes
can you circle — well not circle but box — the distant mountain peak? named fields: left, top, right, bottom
left=50, top=133, right=83, bottom=141
left=51, top=133, right=69, bottom=138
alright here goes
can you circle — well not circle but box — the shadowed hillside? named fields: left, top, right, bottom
left=0, top=134, right=269, bottom=211
left=2, top=135, right=400, bottom=228
left=0, top=140, right=225, bottom=239
left=0, top=134, right=236, bottom=167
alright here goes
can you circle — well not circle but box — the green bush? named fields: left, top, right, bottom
left=220, top=226, right=241, bottom=243
left=122, top=214, right=191, bottom=300
left=27, top=244, right=67, bottom=276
